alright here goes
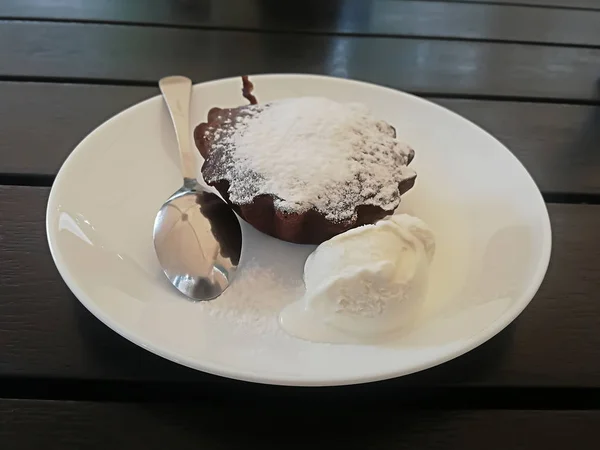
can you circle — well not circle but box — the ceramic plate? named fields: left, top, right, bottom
left=46, top=74, right=552, bottom=386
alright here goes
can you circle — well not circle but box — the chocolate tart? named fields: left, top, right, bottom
left=193, top=81, right=416, bottom=245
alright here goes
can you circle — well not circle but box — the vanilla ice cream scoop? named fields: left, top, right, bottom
left=279, top=214, right=435, bottom=344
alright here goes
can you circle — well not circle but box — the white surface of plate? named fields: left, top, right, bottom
left=46, top=74, right=552, bottom=386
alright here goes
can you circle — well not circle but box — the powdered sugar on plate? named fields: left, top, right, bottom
left=204, top=97, right=416, bottom=222
left=196, top=259, right=304, bottom=335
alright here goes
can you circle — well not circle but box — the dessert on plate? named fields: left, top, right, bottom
left=193, top=76, right=435, bottom=344
left=193, top=77, right=417, bottom=245
left=279, top=214, right=436, bottom=343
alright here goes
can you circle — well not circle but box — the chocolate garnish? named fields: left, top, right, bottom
left=241, top=75, right=258, bottom=105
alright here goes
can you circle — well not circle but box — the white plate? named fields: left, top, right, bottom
left=47, top=74, right=551, bottom=386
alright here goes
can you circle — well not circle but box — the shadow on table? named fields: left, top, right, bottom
left=134, top=404, right=480, bottom=447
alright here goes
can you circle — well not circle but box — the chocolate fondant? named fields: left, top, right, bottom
left=193, top=81, right=416, bottom=245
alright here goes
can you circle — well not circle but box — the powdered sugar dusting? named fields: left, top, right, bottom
left=204, top=97, right=416, bottom=222
left=196, top=260, right=304, bottom=335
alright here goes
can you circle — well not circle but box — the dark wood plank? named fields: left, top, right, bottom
left=2, top=82, right=599, bottom=196
left=2, top=22, right=600, bottom=101
left=426, top=0, right=600, bottom=10
left=433, top=99, right=600, bottom=197
left=1, top=185, right=600, bottom=391
left=1, top=0, right=599, bottom=46
left=1, top=400, right=600, bottom=450
left=0, top=83, right=157, bottom=177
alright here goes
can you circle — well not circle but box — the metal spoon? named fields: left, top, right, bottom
left=153, top=76, right=242, bottom=300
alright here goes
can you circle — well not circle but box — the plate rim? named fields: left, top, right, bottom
left=46, top=73, right=553, bottom=386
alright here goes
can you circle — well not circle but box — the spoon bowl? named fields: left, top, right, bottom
left=154, top=184, right=241, bottom=300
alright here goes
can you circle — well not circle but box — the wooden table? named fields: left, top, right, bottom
left=1, top=0, right=600, bottom=448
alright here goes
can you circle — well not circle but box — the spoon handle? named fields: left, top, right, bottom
left=159, top=76, right=196, bottom=183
